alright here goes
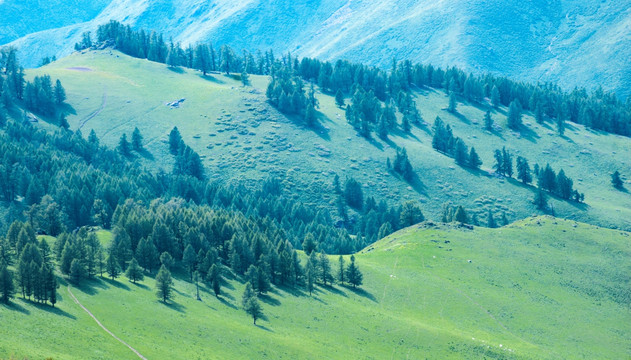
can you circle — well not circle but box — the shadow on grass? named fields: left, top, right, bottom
left=321, top=285, right=348, bottom=297
left=173, top=287, right=192, bottom=299
left=135, top=148, right=154, bottom=160
left=167, top=66, right=185, bottom=74
left=163, top=300, right=186, bottom=313
left=255, top=323, right=274, bottom=332
left=218, top=296, right=238, bottom=310
left=25, top=299, right=76, bottom=320
left=276, top=283, right=307, bottom=298
left=342, top=285, right=378, bottom=303
left=130, top=282, right=149, bottom=290
left=258, top=293, right=281, bottom=307
left=1, top=300, right=30, bottom=314
left=517, top=123, right=540, bottom=143
left=199, top=74, right=225, bottom=84
left=101, top=277, right=130, bottom=291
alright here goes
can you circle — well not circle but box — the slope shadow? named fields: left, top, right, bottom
left=342, top=285, right=378, bottom=303
left=218, top=296, right=238, bottom=310
left=25, top=299, right=76, bottom=319
left=199, top=74, right=225, bottom=84
left=101, top=277, right=130, bottom=291
left=258, top=293, right=281, bottom=307
left=255, top=324, right=273, bottom=332
left=167, top=66, right=185, bottom=74
left=320, top=284, right=348, bottom=297
left=130, top=282, right=149, bottom=290
left=284, top=111, right=331, bottom=141
left=1, top=300, right=30, bottom=314
left=135, top=148, right=154, bottom=160
left=163, top=300, right=186, bottom=313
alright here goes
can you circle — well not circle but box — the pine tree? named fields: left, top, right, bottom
left=337, top=256, right=345, bottom=285
left=401, top=113, right=411, bottom=133
left=125, top=257, right=144, bottom=284
left=207, top=263, right=221, bottom=297
left=306, top=253, right=317, bottom=296
left=244, top=295, right=262, bottom=325
left=611, top=170, right=624, bottom=190
left=46, top=265, right=57, bottom=307
left=302, top=233, right=317, bottom=255
left=155, top=265, right=173, bottom=303
left=483, top=110, right=493, bottom=131
left=70, top=259, right=86, bottom=285
left=54, top=79, right=66, bottom=105
left=319, top=251, right=331, bottom=286
left=241, top=281, right=256, bottom=308
left=491, top=86, right=500, bottom=108
left=468, top=147, right=482, bottom=169
left=0, top=260, right=15, bottom=303
left=305, top=103, right=317, bottom=127
left=454, top=139, right=468, bottom=166
left=169, top=127, right=182, bottom=155
left=131, top=127, right=143, bottom=151
left=557, top=116, right=565, bottom=136
left=400, top=201, right=424, bottom=227
left=241, top=69, right=250, bottom=86
left=335, top=89, right=345, bottom=107
left=182, top=244, right=197, bottom=281
left=448, top=92, right=457, bottom=113
left=118, top=133, right=131, bottom=157
left=535, top=102, right=545, bottom=124
left=516, top=156, right=532, bottom=184
left=346, top=255, right=363, bottom=288
left=454, top=206, right=469, bottom=223
left=106, top=247, right=121, bottom=280
left=534, top=189, right=548, bottom=210
left=160, top=252, right=174, bottom=270
left=486, top=209, right=497, bottom=228
left=507, top=100, right=522, bottom=129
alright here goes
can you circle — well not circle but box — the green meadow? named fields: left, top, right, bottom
left=2, top=216, right=629, bottom=359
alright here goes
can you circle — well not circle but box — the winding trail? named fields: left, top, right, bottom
left=78, top=88, right=107, bottom=130
left=67, top=286, right=148, bottom=360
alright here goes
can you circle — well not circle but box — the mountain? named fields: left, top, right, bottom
left=26, top=50, right=631, bottom=231
left=2, top=0, right=631, bottom=97
left=2, top=217, right=629, bottom=359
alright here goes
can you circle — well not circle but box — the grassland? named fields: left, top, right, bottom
left=27, top=50, right=631, bottom=231
left=1, top=216, right=629, bottom=359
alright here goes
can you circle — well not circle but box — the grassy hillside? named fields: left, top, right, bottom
left=27, top=50, right=631, bottom=231
left=2, top=216, right=629, bottom=359
left=4, top=1, right=631, bottom=97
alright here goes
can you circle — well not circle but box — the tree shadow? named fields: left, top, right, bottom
left=516, top=124, right=540, bottom=143
left=163, top=300, right=186, bottom=313
left=135, top=148, right=154, bottom=160
left=321, top=284, right=348, bottom=297
left=365, top=135, right=384, bottom=151
left=173, top=287, right=192, bottom=298
left=102, top=277, right=130, bottom=291
left=131, top=282, right=149, bottom=290
left=167, top=67, right=185, bottom=74
left=1, top=300, right=30, bottom=314
left=26, top=299, right=76, bottom=320
left=450, top=111, right=471, bottom=125
left=255, top=323, right=274, bottom=332
left=218, top=296, right=238, bottom=310
left=59, top=103, right=77, bottom=116
left=342, top=285, right=378, bottom=303
left=258, top=293, right=281, bottom=307
left=199, top=74, right=225, bottom=84
left=276, top=283, right=306, bottom=297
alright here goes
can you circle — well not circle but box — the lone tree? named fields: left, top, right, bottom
left=241, top=281, right=263, bottom=324
left=106, top=247, right=121, bottom=280
left=168, top=127, right=182, bottom=155
left=337, top=256, right=345, bottom=285
left=155, top=265, right=173, bottom=303
left=346, top=255, right=363, bottom=288
left=507, top=100, right=522, bottom=129
left=131, top=127, right=143, bottom=151
left=611, top=170, right=624, bottom=190
left=125, top=257, right=144, bottom=284
left=483, top=110, right=493, bottom=131
left=448, top=92, right=457, bottom=113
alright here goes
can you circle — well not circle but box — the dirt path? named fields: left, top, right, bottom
left=78, top=88, right=107, bottom=130
left=67, top=286, right=148, bottom=360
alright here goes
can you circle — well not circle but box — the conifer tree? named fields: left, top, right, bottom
left=106, top=247, right=121, bottom=280
left=335, top=89, right=345, bottom=107
left=118, top=133, right=131, bottom=157
left=337, top=256, right=345, bottom=285
left=507, top=100, right=522, bottom=129
left=491, top=86, right=500, bottom=108
left=0, top=260, right=15, bottom=303
left=125, top=257, right=144, bottom=283
left=468, top=147, right=482, bottom=169
left=534, top=189, right=548, bottom=211
left=243, top=293, right=262, bottom=325
left=484, top=110, right=493, bottom=131
left=319, top=251, right=331, bottom=286
left=183, top=244, right=197, bottom=281
left=169, top=127, right=182, bottom=155
left=611, top=170, right=624, bottom=190
left=54, top=79, right=66, bottom=105
left=207, top=263, right=221, bottom=297
left=448, top=92, right=457, bottom=113
left=516, top=156, right=532, bottom=184
left=346, top=255, right=363, bottom=288
left=70, top=258, right=86, bottom=284
left=155, top=265, right=173, bottom=303
left=487, top=209, right=497, bottom=228
left=131, top=127, right=143, bottom=151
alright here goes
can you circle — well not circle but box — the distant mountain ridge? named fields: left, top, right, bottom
left=2, top=0, right=630, bottom=97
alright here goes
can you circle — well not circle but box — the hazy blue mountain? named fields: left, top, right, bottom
left=2, top=0, right=630, bottom=96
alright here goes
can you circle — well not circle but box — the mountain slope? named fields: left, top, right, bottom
left=2, top=217, right=629, bottom=359
left=3, top=0, right=631, bottom=97
left=27, top=50, right=631, bottom=231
